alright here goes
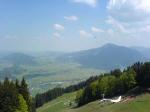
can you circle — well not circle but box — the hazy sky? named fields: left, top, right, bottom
left=0, top=0, right=150, bottom=52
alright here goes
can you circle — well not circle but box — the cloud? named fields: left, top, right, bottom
left=53, top=32, right=61, bottom=38
left=72, top=0, right=98, bottom=7
left=107, top=0, right=150, bottom=13
left=64, top=15, right=78, bottom=21
left=91, top=27, right=104, bottom=33
left=136, top=0, right=150, bottom=12
left=106, top=0, right=150, bottom=35
left=54, top=24, right=65, bottom=30
left=79, top=30, right=92, bottom=37
left=105, top=16, right=127, bottom=33
left=107, top=29, right=114, bottom=35
left=107, top=0, right=150, bottom=22
left=141, top=25, right=150, bottom=32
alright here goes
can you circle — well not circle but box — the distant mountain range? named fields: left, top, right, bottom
left=59, top=44, right=147, bottom=70
left=0, top=44, right=149, bottom=70
left=1, top=53, right=36, bottom=65
left=131, top=47, right=150, bottom=59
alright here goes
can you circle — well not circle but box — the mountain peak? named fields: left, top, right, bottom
left=101, top=43, right=120, bottom=48
left=62, top=43, right=146, bottom=70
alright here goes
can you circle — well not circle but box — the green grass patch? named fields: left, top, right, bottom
left=37, top=93, right=150, bottom=112
left=37, top=92, right=76, bottom=112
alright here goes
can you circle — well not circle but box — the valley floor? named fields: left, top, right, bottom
left=37, top=92, right=150, bottom=112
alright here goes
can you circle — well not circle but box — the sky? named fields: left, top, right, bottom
left=0, top=0, right=150, bottom=52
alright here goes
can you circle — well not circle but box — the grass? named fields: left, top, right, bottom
left=37, top=92, right=150, bottom=112
left=37, top=92, right=76, bottom=112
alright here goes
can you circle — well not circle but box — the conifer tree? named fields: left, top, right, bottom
left=20, top=78, right=31, bottom=112
left=16, top=94, right=28, bottom=112
left=0, top=78, right=19, bottom=112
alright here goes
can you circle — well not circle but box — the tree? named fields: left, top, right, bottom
left=137, top=62, right=150, bottom=87
left=90, top=81, right=100, bottom=99
left=0, top=78, right=19, bottom=112
left=120, top=69, right=136, bottom=93
left=131, top=62, right=143, bottom=84
left=75, top=89, right=84, bottom=106
left=16, top=94, right=28, bottom=112
left=98, top=75, right=118, bottom=97
left=0, top=77, right=35, bottom=112
left=20, top=78, right=32, bottom=112
left=15, top=79, right=20, bottom=91
left=111, top=69, right=122, bottom=77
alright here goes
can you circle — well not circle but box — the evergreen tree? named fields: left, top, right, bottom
left=20, top=78, right=32, bottom=112
left=0, top=78, right=19, bottom=112
left=15, top=79, right=20, bottom=91
left=16, top=94, right=28, bottom=112
left=0, top=77, right=35, bottom=112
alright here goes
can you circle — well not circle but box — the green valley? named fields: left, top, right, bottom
left=0, top=53, right=102, bottom=95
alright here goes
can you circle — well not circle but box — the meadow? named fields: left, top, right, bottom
left=37, top=92, right=150, bottom=112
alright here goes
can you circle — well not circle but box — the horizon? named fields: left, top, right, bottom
left=0, top=43, right=149, bottom=54
left=0, top=0, right=150, bottom=52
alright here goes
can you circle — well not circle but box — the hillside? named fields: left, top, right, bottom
left=1, top=52, right=36, bottom=65
left=59, top=44, right=146, bottom=70
left=37, top=92, right=150, bottom=112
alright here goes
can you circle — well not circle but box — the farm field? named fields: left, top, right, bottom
left=21, top=62, right=101, bottom=95
left=0, top=56, right=102, bottom=95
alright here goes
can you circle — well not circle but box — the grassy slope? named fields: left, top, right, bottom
left=37, top=92, right=150, bottom=112
left=37, top=92, right=76, bottom=112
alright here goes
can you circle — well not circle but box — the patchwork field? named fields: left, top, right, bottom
left=21, top=62, right=101, bottom=95
left=0, top=53, right=102, bottom=96
left=0, top=56, right=102, bottom=95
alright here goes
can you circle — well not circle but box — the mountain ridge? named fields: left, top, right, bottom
left=59, top=44, right=147, bottom=70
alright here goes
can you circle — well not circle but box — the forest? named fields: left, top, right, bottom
left=0, top=78, right=36, bottom=112
left=76, top=62, right=150, bottom=106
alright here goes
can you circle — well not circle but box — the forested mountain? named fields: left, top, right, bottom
left=59, top=44, right=146, bottom=70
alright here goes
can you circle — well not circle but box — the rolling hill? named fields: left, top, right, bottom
left=1, top=52, right=36, bottom=65
left=59, top=44, right=146, bottom=70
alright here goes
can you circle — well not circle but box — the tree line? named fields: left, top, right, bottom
left=76, top=68, right=136, bottom=106
left=35, top=76, right=99, bottom=108
left=76, top=62, right=150, bottom=106
left=0, top=77, right=36, bottom=112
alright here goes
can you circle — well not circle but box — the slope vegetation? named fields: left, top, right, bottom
left=37, top=92, right=150, bottom=112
